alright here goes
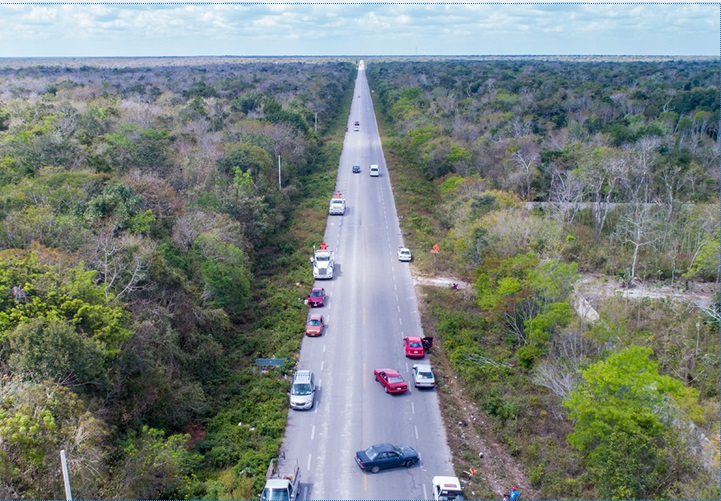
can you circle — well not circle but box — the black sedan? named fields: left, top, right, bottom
left=352, top=165, right=361, bottom=173
left=355, top=443, right=419, bottom=473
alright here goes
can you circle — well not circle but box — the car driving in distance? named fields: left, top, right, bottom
left=373, top=368, right=408, bottom=394
left=306, top=287, right=326, bottom=307
left=412, top=364, right=436, bottom=388
left=403, top=336, right=425, bottom=358
left=398, top=247, right=412, bottom=262
left=355, top=443, right=419, bottom=473
left=305, top=313, right=324, bottom=337
left=352, top=165, right=361, bottom=174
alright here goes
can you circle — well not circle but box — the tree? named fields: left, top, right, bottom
left=6, top=318, right=106, bottom=386
left=0, top=250, right=130, bottom=353
left=563, top=346, right=704, bottom=499
left=0, top=379, right=108, bottom=499
left=194, top=233, right=251, bottom=316
left=107, top=425, right=202, bottom=499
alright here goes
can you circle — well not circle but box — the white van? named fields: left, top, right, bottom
left=369, top=164, right=379, bottom=177
left=289, top=370, right=316, bottom=410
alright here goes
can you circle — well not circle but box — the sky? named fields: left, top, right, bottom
left=0, top=2, right=717, bottom=57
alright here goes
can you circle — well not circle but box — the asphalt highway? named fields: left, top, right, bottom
left=282, top=64, right=455, bottom=500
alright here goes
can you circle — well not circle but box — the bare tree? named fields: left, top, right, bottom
left=548, top=166, right=586, bottom=224
left=511, top=141, right=540, bottom=201
left=86, top=225, right=155, bottom=302
left=580, top=148, right=626, bottom=240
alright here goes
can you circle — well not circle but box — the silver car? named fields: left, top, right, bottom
left=290, top=370, right=316, bottom=409
left=412, top=364, right=436, bottom=388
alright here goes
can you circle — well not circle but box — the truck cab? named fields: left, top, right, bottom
left=432, top=476, right=464, bottom=501
left=329, top=198, right=346, bottom=215
left=262, top=458, right=300, bottom=501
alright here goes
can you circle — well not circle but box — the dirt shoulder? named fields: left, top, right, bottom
left=414, top=277, right=537, bottom=501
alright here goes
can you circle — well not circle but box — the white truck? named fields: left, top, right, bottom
left=312, top=248, right=334, bottom=279
left=432, top=476, right=464, bottom=501
left=261, top=458, right=300, bottom=501
left=328, top=197, right=346, bottom=215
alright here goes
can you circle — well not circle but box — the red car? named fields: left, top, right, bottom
left=307, top=287, right=326, bottom=307
left=305, top=313, right=324, bottom=337
left=374, top=368, right=408, bottom=394
left=403, top=336, right=425, bottom=358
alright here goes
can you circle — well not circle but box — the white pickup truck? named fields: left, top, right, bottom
left=432, top=476, right=464, bottom=501
left=261, top=458, right=300, bottom=501
left=329, top=197, right=346, bottom=215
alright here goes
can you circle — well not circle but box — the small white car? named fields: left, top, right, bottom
left=412, top=364, right=436, bottom=388
left=398, top=247, right=412, bottom=262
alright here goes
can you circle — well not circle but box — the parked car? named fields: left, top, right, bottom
left=306, top=287, right=326, bottom=307
left=305, top=313, right=324, bottom=336
left=412, top=364, right=436, bottom=388
left=289, top=370, right=315, bottom=410
left=355, top=443, right=419, bottom=473
left=403, top=336, right=425, bottom=358
left=352, top=165, right=361, bottom=173
left=373, top=368, right=408, bottom=394
left=398, top=247, right=412, bottom=262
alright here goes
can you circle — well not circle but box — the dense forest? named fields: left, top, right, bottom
left=366, top=58, right=719, bottom=499
left=0, top=56, right=718, bottom=500
left=0, top=58, right=356, bottom=498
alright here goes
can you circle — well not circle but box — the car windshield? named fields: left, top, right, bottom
left=308, top=319, right=321, bottom=326
left=364, top=446, right=379, bottom=460
left=316, top=255, right=330, bottom=262
left=388, top=376, right=404, bottom=384
left=438, top=493, right=464, bottom=501
left=310, top=290, right=323, bottom=297
left=291, top=383, right=312, bottom=395
left=401, top=250, right=410, bottom=255
left=262, top=488, right=289, bottom=501
left=417, top=371, right=433, bottom=379
left=409, top=341, right=422, bottom=348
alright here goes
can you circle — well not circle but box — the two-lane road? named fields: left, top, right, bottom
left=282, top=65, right=454, bottom=500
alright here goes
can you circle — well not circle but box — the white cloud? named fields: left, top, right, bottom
left=0, top=3, right=716, bottom=57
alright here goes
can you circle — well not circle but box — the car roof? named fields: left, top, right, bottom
left=370, top=443, right=397, bottom=453
left=432, top=476, right=462, bottom=489
left=308, top=313, right=323, bottom=321
left=414, top=363, right=433, bottom=372
left=294, top=369, right=313, bottom=381
left=405, top=335, right=423, bottom=341
left=311, top=287, right=324, bottom=292
left=399, top=247, right=410, bottom=252
left=376, top=368, right=399, bottom=376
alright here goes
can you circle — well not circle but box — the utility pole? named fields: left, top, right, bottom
left=60, top=450, right=72, bottom=500
left=278, top=155, right=281, bottom=188
left=314, top=113, right=317, bottom=133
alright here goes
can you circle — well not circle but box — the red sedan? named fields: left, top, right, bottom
left=373, top=368, right=408, bottom=394
left=403, top=336, right=425, bottom=358
left=307, top=287, right=326, bottom=307
left=305, top=313, right=324, bottom=337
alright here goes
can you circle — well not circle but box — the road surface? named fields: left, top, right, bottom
left=282, top=63, right=454, bottom=500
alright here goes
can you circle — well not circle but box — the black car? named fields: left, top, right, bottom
left=355, top=443, right=419, bottom=473
left=352, top=165, right=361, bottom=173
